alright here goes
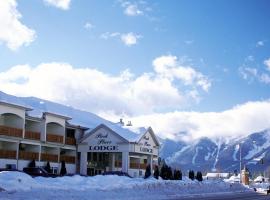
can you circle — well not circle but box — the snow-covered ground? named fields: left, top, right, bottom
left=0, top=171, right=252, bottom=200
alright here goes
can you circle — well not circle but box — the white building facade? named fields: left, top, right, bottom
left=0, top=101, right=159, bottom=177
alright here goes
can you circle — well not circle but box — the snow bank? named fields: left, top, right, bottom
left=0, top=171, right=40, bottom=191
left=0, top=172, right=252, bottom=200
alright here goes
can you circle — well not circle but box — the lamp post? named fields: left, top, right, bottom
left=239, top=143, right=242, bottom=184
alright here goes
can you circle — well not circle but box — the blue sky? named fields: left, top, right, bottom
left=1, top=0, right=270, bottom=139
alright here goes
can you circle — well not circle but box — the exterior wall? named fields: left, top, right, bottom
left=129, top=168, right=145, bottom=178
left=0, top=141, right=18, bottom=151
left=25, top=120, right=42, bottom=132
left=0, top=104, right=25, bottom=119
left=1, top=114, right=24, bottom=128
left=66, top=164, right=76, bottom=174
left=18, top=160, right=33, bottom=170
left=45, top=114, right=66, bottom=128
left=0, top=158, right=17, bottom=168
left=46, top=123, right=65, bottom=135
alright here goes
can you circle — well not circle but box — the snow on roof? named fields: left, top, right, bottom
left=206, top=173, right=230, bottom=178
left=0, top=91, right=142, bottom=142
left=254, top=175, right=266, bottom=182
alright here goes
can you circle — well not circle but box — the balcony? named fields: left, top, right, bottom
left=19, top=151, right=39, bottom=160
left=25, top=131, right=40, bottom=141
left=65, top=137, right=76, bottom=145
left=0, top=125, right=23, bottom=138
left=41, top=153, right=58, bottom=162
left=60, top=155, right=75, bottom=164
left=0, top=149, right=17, bottom=159
left=47, top=133, right=63, bottom=144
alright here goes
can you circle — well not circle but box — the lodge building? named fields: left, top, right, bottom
left=0, top=101, right=160, bottom=177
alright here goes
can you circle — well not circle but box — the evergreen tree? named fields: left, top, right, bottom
left=160, top=164, right=167, bottom=180
left=144, top=164, right=151, bottom=179
left=28, top=159, right=36, bottom=168
left=168, top=167, right=173, bottom=180
left=153, top=165, right=159, bottom=179
left=60, top=161, right=67, bottom=176
left=196, top=171, right=203, bottom=181
left=189, top=170, right=195, bottom=180
left=173, top=169, right=177, bottom=180
left=173, top=169, right=182, bottom=180
left=179, top=169, right=182, bottom=180
left=44, top=161, right=52, bottom=173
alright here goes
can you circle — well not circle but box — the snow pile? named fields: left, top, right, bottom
left=0, top=172, right=251, bottom=197
left=0, top=171, right=40, bottom=191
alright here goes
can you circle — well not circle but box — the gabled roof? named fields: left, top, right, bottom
left=137, top=127, right=160, bottom=147
left=43, top=111, right=72, bottom=120
left=0, top=101, right=32, bottom=111
left=80, top=124, right=130, bottom=143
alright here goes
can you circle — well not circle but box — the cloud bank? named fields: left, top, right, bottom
left=0, top=55, right=209, bottom=117
left=0, top=55, right=269, bottom=141
left=124, top=100, right=270, bottom=141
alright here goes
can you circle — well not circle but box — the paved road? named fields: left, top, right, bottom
left=171, top=192, right=270, bottom=200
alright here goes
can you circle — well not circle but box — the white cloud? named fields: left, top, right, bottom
left=264, top=58, right=270, bottom=71
left=84, top=22, right=94, bottom=30
left=101, top=32, right=141, bottom=46
left=256, top=40, right=264, bottom=47
left=100, top=32, right=120, bottom=40
left=0, top=0, right=36, bottom=50
left=120, top=32, right=141, bottom=46
left=239, top=67, right=258, bottom=81
left=245, top=55, right=254, bottom=62
left=0, top=55, right=209, bottom=116
left=123, top=100, right=270, bottom=141
left=43, top=0, right=71, bottom=10
left=124, top=4, right=143, bottom=16
left=153, top=55, right=211, bottom=91
left=239, top=59, right=270, bottom=84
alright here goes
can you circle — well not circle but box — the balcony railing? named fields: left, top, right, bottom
left=25, top=131, right=41, bottom=141
left=129, top=163, right=148, bottom=169
left=41, top=153, right=58, bottom=162
left=0, top=125, right=23, bottom=138
left=60, top=155, right=75, bottom=164
left=0, top=149, right=17, bottom=159
left=46, top=133, right=63, bottom=144
left=65, top=137, right=76, bottom=145
left=19, top=151, right=39, bottom=160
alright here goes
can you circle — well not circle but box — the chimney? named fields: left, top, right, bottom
left=119, top=118, right=124, bottom=126
left=126, top=121, right=132, bottom=126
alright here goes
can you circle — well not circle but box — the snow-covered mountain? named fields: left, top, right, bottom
left=161, top=130, right=270, bottom=173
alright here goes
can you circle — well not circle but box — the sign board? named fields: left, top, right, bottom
left=79, top=126, right=128, bottom=152
left=134, top=131, right=158, bottom=155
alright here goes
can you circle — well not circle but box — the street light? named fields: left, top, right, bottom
left=239, top=143, right=242, bottom=184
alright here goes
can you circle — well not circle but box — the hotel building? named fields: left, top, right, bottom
left=0, top=101, right=160, bottom=177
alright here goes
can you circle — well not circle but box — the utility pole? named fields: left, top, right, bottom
left=239, top=143, right=242, bottom=184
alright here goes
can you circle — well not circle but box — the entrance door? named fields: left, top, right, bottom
left=87, top=152, right=110, bottom=176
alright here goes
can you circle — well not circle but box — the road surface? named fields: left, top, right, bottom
left=172, top=192, right=270, bottom=200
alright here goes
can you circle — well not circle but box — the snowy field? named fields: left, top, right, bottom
left=0, top=171, right=252, bottom=200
